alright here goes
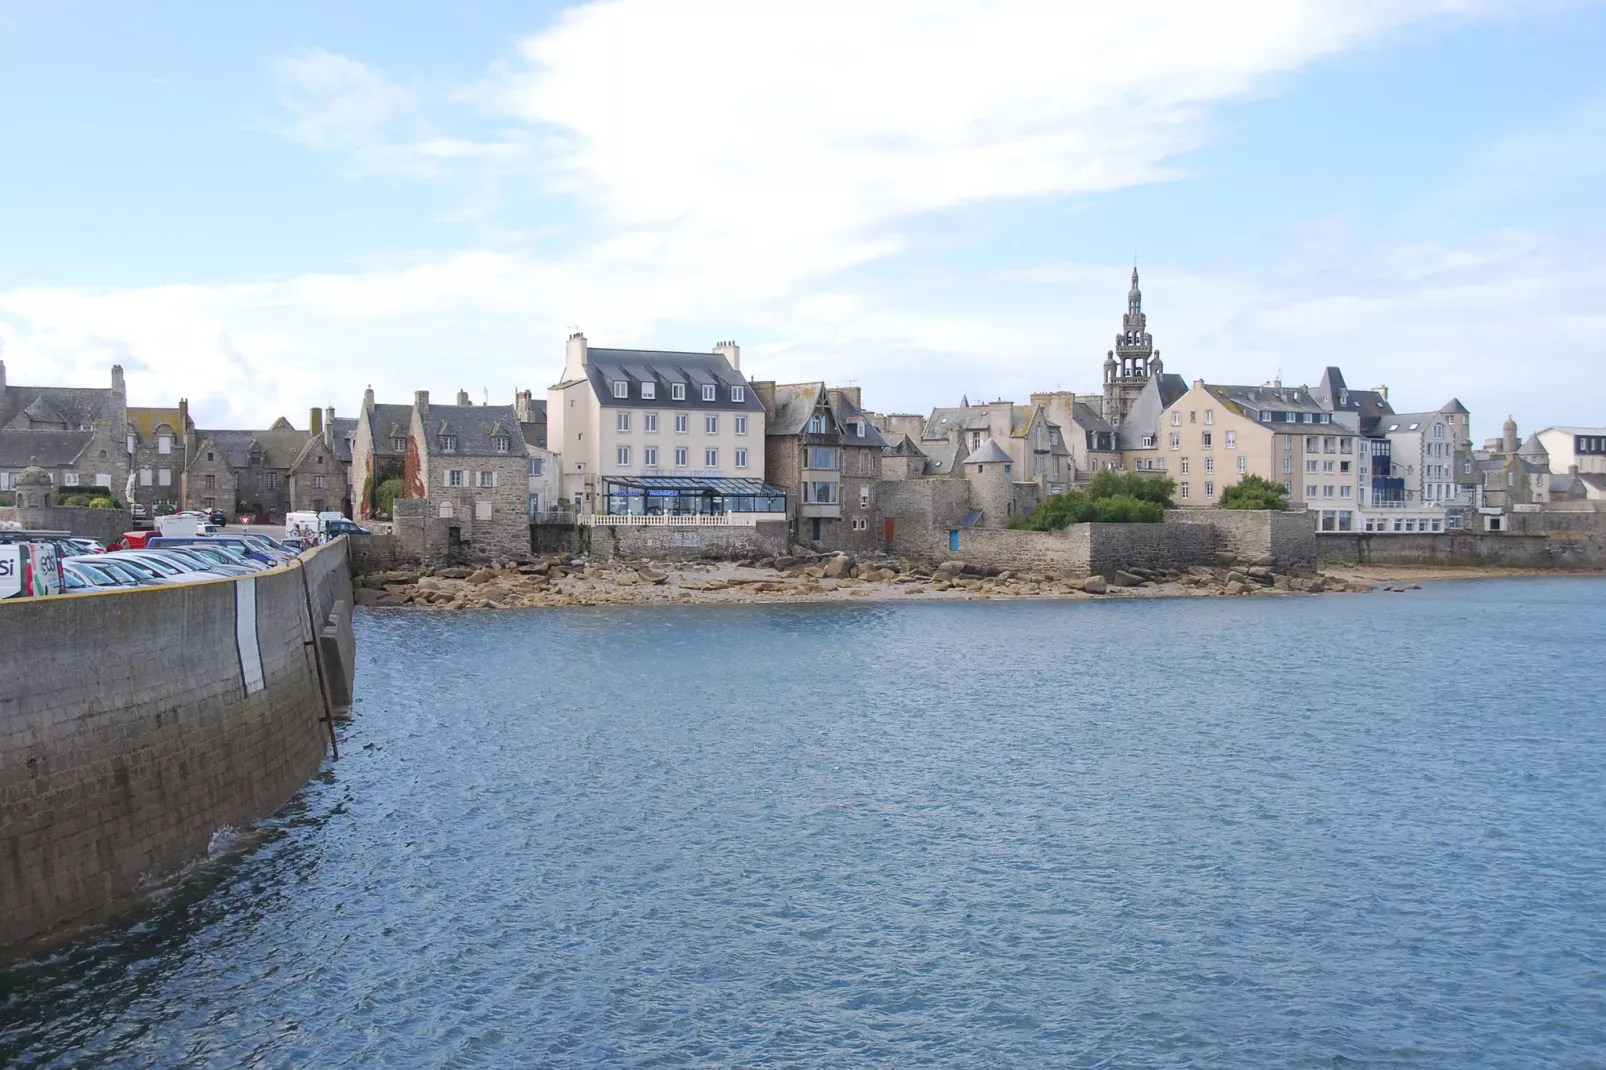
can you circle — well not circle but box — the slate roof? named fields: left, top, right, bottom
left=827, top=388, right=889, bottom=449
left=1070, top=401, right=1114, bottom=435
left=964, top=439, right=1012, bottom=465
left=126, top=406, right=189, bottom=441
left=1, top=384, right=119, bottom=431
left=290, top=420, right=358, bottom=472
left=1439, top=398, right=1470, bottom=415
left=423, top=403, right=524, bottom=458
left=1116, top=373, right=1189, bottom=451
left=196, top=427, right=311, bottom=469
left=520, top=423, right=546, bottom=450
left=1578, top=473, right=1606, bottom=495
left=924, top=442, right=964, bottom=476
left=1312, top=366, right=1396, bottom=433
left=0, top=429, right=94, bottom=468
left=1518, top=434, right=1549, bottom=460
left=584, top=348, right=764, bottom=412
left=922, top=405, right=992, bottom=441
left=765, top=383, right=822, bottom=436
left=330, top=418, right=358, bottom=464
left=366, top=403, right=416, bottom=457
left=1376, top=411, right=1444, bottom=434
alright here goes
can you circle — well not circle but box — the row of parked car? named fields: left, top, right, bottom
left=40, top=531, right=305, bottom=595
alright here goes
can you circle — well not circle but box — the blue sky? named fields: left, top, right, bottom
left=2, top=0, right=1603, bottom=437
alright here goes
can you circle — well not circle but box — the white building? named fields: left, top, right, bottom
left=1533, top=427, right=1606, bottom=475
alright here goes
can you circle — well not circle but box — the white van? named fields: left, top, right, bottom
left=0, top=542, right=62, bottom=598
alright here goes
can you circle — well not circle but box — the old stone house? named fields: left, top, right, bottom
left=0, top=360, right=129, bottom=498
left=751, top=381, right=886, bottom=550
left=405, top=390, right=531, bottom=556
left=287, top=407, right=357, bottom=517
left=351, top=387, right=415, bottom=520
left=124, top=401, right=195, bottom=509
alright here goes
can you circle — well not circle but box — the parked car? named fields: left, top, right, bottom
left=63, top=558, right=148, bottom=590
left=280, top=536, right=314, bottom=554
left=103, top=550, right=233, bottom=584
left=140, top=546, right=257, bottom=576
left=67, top=538, right=107, bottom=555
left=115, top=530, right=159, bottom=550
left=147, top=536, right=277, bottom=567
left=204, top=508, right=229, bottom=527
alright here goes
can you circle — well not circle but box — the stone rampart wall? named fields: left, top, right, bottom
left=1165, top=509, right=1317, bottom=571
left=1087, top=521, right=1218, bottom=576
left=950, top=527, right=1089, bottom=574
left=588, top=521, right=790, bottom=562
left=0, top=505, right=131, bottom=545
left=0, top=540, right=354, bottom=950
left=1317, top=532, right=1606, bottom=570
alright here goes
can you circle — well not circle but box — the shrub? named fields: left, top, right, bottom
left=1011, top=471, right=1174, bottom=530
left=1219, top=474, right=1290, bottom=511
left=373, top=476, right=408, bottom=518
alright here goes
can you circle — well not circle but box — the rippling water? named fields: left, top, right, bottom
left=4, top=579, right=1606, bottom=1068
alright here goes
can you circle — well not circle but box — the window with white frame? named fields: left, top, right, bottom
left=1225, top=430, right=1236, bottom=449
left=859, top=485, right=869, bottom=508
left=529, top=458, right=543, bottom=476
left=1169, top=432, right=1180, bottom=450
left=851, top=517, right=867, bottom=531
left=1180, top=482, right=1190, bottom=499
left=704, top=448, right=718, bottom=467
left=1204, top=456, right=1214, bottom=474
left=859, top=451, right=875, bottom=476
left=314, top=475, right=326, bottom=489
left=731, top=386, right=745, bottom=402
left=1205, top=481, right=1215, bottom=498
left=1205, top=410, right=1214, bottom=424
left=674, top=447, right=688, bottom=467
left=391, top=436, right=407, bottom=452
left=617, top=446, right=630, bottom=466
left=477, top=471, right=496, bottom=488
left=1307, top=459, right=1318, bottom=473
left=1340, top=485, right=1351, bottom=498
left=1181, top=457, right=1190, bottom=474
left=705, top=415, right=718, bottom=434
left=1306, top=483, right=1317, bottom=497
left=612, top=381, right=628, bottom=399
left=645, top=446, right=658, bottom=467
left=1237, top=456, right=1247, bottom=474
left=447, top=469, right=464, bottom=487
left=645, top=413, right=658, bottom=432
left=809, top=415, right=827, bottom=434
left=493, top=436, right=510, bottom=452
left=1170, top=411, right=1181, bottom=426
left=62, top=472, right=79, bottom=486
left=266, top=472, right=278, bottom=489
left=672, top=383, right=686, bottom=401
left=675, top=414, right=688, bottom=433
left=734, top=448, right=747, bottom=468
left=734, top=415, right=747, bottom=435
left=702, top=384, right=716, bottom=402
left=618, top=412, right=630, bottom=432
left=641, top=382, right=656, bottom=400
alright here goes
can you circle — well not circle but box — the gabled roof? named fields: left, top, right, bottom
left=423, top=404, right=524, bottom=457
left=964, top=439, right=1012, bottom=464
left=923, top=441, right=964, bottom=476
left=922, top=405, right=991, bottom=441
left=882, top=432, right=923, bottom=456
left=1439, top=398, right=1470, bottom=415
left=827, top=388, right=888, bottom=449
left=330, top=417, right=358, bottom=464
left=19, top=396, right=70, bottom=428
left=585, top=348, right=764, bottom=411
left=195, top=426, right=310, bottom=469
left=127, top=406, right=189, bottom=440
left=1377, top=411, right=1445, bottom=434
left=0, top=429, right=94, bottom=468
left=1518, top=434, right=1549, bottom=459
left=1070, top=401, right=1114, bottom=436
left=765, top=382, right=824, bottom=436
left=365, top=403, right=415, bottom=456
left=0, top=383, right=120, bottom=431
left=1116, top=373, right=1189, bottom=451
left=1311, top=366, right=1395, bottom=433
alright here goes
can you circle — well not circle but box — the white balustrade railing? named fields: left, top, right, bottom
left=579, top=513, right=779, bottom=528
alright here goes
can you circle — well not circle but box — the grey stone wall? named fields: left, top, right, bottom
left=1318, top=532, right=1606, bottom=570
left=951, top=526, right=1089, bottom=573
left=0, top=504, right=131, bottom=545
left=0, top=540, right=352, bottom=950
left=879, top=478, right=973, bottom=557
left=1086, top=521, right=1218, bottom=576
left=589, top=521, right=789, bottom=562
left=1165, top=509, right=1317, bottom=571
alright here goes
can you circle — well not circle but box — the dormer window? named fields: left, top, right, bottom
left=439, top=434, right=457, bottom=452
left=641, top=382, right=656, bottom=400
left=391, top=436, right=406, bottom=451
left=809, top=415, right=827, bottom=434
left=493, top=436, right=510, bottom=453
left=731, top=385, right=745, bottom=403
left=702, top=384, right=716, bottom=402
left=612, top=381, right=629, bottom=399
left=672, top=383, right=686, bottom=401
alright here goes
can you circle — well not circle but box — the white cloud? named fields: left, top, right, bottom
left=273, top=49, right=414, bottom=152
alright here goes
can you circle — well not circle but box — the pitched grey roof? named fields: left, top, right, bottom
left=1376, top=411, right=1446, bottom=434
left=1312, top=366, right=1396, bottom=433
left=196, top=427, right=310, bottom=469
left=365, top=403, right=415, bottom=457
left=1, top=384, right=119, bottom=431
left=1116, top=373, right=1189, bottom=451
left=1069, top=401, right=1113, bottom=435
left=765, top=383, right=822, bottom=436
left=827, top=388, right=889, bottom=449
left=922, top=405, right=991, bottom=441
left=964, top=439, right=1011, bottom=464
left=924, top=442, right=964, bottom=475
left=585, top=348, right=764, bottom=412
left=0, top=429, right=94, bottom=468
left=1439, top=398, right=1470, bottom=415
left=330, top=417, right=359, bottom=464
left=423, top=403, right=523, bottom=457
left=1518, top=434, right=1549, bottom=459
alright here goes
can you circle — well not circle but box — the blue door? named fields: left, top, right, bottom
left=949, top=530, right=960, bottom=553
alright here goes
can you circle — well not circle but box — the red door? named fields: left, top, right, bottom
left=883, top=517, right=895, bottom=543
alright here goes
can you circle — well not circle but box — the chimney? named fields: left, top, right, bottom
left=363, top=385, right=375, bottom=412
left=309, top=407, right=323, bottom=436
left=834, top=385, right=862, bottom=411
left=1569, top=464, right=1579, bottom=476
left=325, top=406, right=336, bottom=443
left=415, top=390, right=430, bottom=416
left=563, top=331, right=589, bottom=382
left=515, top=389, right=533, bottom=423
left=713, top=340, right=741, bottom=372
left=454, top=389, right=469, bottom=407
left=1373, top=384, right=1389, bottom=401
left=111, top=364, right=125, bottom=395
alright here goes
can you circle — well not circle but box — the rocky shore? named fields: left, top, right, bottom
left=352, top=550, right=1389, bottom=611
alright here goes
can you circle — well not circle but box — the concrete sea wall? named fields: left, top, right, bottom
left=0, top=539, right=354, bottom=950
left=1318, top=531, right=1606, bottom=570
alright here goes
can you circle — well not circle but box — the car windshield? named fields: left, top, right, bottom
left=113, top=557, right=166, bottom=579
left=97, top=561, right=148, bottom=584
left=125, top=554, right=183, bottom=576
left=152, top=549, right=216, bottom=571
left=62, top=570, right=88, bottom=590
left=70, top=562, right=124, bottom=586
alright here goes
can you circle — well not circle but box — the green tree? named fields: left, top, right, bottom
left=1009, top=472, right=1173, bottom=530
left=1218, top=474, right=1290, bottom=511
left=1085, top=468, right=1177, bottom=509
left=373, top=476, right=408, bottom=518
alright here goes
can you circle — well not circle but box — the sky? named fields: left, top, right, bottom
left=1, top=0, right=1603, bottom=441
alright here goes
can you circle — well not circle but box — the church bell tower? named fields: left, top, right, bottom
left=1102, top=266, right=1158, bottom=428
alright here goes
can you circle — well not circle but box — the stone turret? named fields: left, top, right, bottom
left=16, top=461, right=54, bottom=529
left=1502, top=416, right=1519, bottom=455
left=963, top=439, right=1014, bottom=528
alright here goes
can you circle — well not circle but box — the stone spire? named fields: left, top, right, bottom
left=1102, top=265, right=1156, bottom=428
